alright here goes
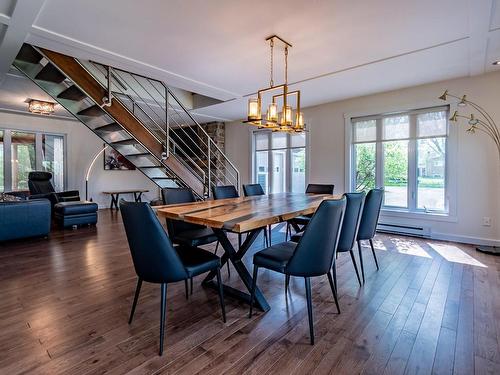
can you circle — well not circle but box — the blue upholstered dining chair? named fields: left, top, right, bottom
left=286, top=183, right=335, bottom=240
left=162, top=187, right=223, bottom=296
left=212, top=185, right=244, bottom=253
left=291, top=192, right=365, bottom=289
left=212, top=185, right=239, bottom=200
left=120, top=200, right=226, bottom=356
left=249, top=197, right=346, bottom=345
left=242, top=183, right=270, bottom=247
left=356, top=188, right=384, bottom=283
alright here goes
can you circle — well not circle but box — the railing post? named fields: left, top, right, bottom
left=165, top=86, right=170, bottom=158
left=207, top=135, right=211, bottom=198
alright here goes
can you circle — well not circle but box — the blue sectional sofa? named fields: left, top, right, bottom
left=0, top=198, right=51, bottom=241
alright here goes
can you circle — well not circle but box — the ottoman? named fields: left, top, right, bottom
left=54, top=201, right=98, bottom=228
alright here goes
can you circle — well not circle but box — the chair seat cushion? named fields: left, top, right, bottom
left=175, top=245, right=220, bottom=277
left=173, top=227, right=218, bottom=247
left=253, top=241, right=297, bottom=273
left=54, top=201, right=98, bottom=215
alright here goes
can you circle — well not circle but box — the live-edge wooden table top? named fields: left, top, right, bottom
left=155, top=192, right=342, bottom=233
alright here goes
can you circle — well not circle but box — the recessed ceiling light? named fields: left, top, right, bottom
left=493, top=61, right=500, bottom=66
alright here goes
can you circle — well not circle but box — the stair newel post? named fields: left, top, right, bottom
left=207, top=135, right=211, bottom=199
left=101, top=66, right=113, bottom=108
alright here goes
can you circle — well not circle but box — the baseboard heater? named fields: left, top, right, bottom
left=377, top=222, right=431, bottom=238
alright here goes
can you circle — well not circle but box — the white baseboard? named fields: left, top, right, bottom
left=430, top=232, right=500, bottom=247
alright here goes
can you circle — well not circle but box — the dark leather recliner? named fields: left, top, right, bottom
left=28, top=171, right=80, bottom=206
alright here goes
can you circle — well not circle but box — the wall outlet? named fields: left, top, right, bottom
left=482, top=217, right=492, bottom=227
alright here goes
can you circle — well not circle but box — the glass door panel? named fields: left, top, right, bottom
left=11, top=131, right=36, bottom=191
left=291, top=148, right=306, bottom=192
left=42, top=134, right=65, bottom=191
left=383, top=140, right=408, bottom=208
left=271, top=150, right=286, bottom=193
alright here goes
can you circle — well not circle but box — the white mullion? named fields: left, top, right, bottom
left=408, top=114, right=417, bottom=211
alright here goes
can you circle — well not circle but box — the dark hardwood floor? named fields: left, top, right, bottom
left=0, top=209, right=499, bottom=374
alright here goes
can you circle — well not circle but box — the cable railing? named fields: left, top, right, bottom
left=79, top=60, right=239, bottom=197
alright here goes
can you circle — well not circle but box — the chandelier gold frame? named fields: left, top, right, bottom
left=244, top=35, right=305, bottom=133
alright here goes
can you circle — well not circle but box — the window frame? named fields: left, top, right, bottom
left=251, top=130, right=309, bottom=194
left=0, top=127, right=67, bottom=192
left=345, top=104, right=458, bottom=221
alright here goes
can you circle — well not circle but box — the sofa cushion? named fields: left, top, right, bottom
left=54, top=201, right=98, bottom=215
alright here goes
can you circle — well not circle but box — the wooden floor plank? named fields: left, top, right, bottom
left=0, top=210, right=498, bottom=374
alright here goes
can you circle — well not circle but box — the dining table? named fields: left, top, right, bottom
left=155, top=192, right=341, bottom=312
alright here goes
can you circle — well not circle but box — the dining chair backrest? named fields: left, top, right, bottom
left=357, top=188, right=384, bottom=241
left=243, top=183, right=265, bottom=197
left=212, top=185, right=239, bottom=200
left=337, top=192, right=366, bottom=253
left=286, top=197, right=346, bottom=277
left=120, top=200, right=188, bottom=283
left=161, top=187, right=203, bottom=236
left=305, top=183, right=335, bottom=194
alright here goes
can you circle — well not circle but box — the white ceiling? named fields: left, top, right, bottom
left=0, top=0, right=499, bottom=121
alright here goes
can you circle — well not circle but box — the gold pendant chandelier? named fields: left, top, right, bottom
left=244, top=35, right=305, bottom=133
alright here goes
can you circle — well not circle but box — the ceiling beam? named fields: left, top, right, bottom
left=0, top=0, right=46, bottom=84
left=468, top=0, right=494, bottom=76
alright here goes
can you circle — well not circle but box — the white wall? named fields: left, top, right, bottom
left=0, top=110, right=160, bottom=208
left=226, top=71, right=500, bottom=246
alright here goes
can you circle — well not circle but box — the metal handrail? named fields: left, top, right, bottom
left=82, top=59, right=240, bottom=196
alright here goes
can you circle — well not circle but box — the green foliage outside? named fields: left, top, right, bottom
left=355, top=140, right=445, bottom=192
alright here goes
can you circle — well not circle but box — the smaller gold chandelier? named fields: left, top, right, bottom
left=28, top=99, right=55, bottom=115
left=245, top=35, right=305, bottom=133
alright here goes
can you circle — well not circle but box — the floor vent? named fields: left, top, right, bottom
left=377, top=222, right=431, bottom=238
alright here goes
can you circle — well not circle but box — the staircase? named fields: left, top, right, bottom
left=12, top=44, right=239, bottom=199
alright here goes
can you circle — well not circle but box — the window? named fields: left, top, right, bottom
left=0, top=129, right=65, bottom=192
left=350, top=107, right=449, bottom=214
left=253, top=131, right=307, bottom=193
left=11, top=131, right=36, bottom=191
left=0, top=130, right=3, bottom=192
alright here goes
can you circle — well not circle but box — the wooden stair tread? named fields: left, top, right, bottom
left=111, top=138, right=139, bottom=146
left=77, top=105, right=104, bottom=117
left=35, top=63, right=66, bottom=84
left=95, top=123, right=123, bottom=132
left=57, top=85, right=86, bottom=101
left=16, top=44, right=43, bottom=64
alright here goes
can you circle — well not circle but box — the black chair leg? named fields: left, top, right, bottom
left=263, top=228, right=269, bottom=247
left=190, top=277, right=194, bottom=295
left=349, top=250, right=362, bottom=287
left=227, top=262, right=231, bottom=278
left=184, top=279, right=189, bottom=299
left=268, top=225, right=272, bottom=245
left=357, top=240, right=365, bottom=284
left=216, top=267, right=226, bottom=323
left=369, top=239, right=379, bottom=270
left=214, top=240, right=219, bottom=255
left=238, top=233, right=242, bottom=249
left=304, top=277, right=314, bottom=345
left=332, top=263, right=337, bottom=291
left=327, top=270, right=341, bottom=314
left=285, top=222, right=290, bottom=241
left=128, top=278, right=142, bottom=324
left=285, top=274, right=290, bottom=294
left=159, top=283, right=167, bottom=356
left=249, top=266, right=259, bottom=318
